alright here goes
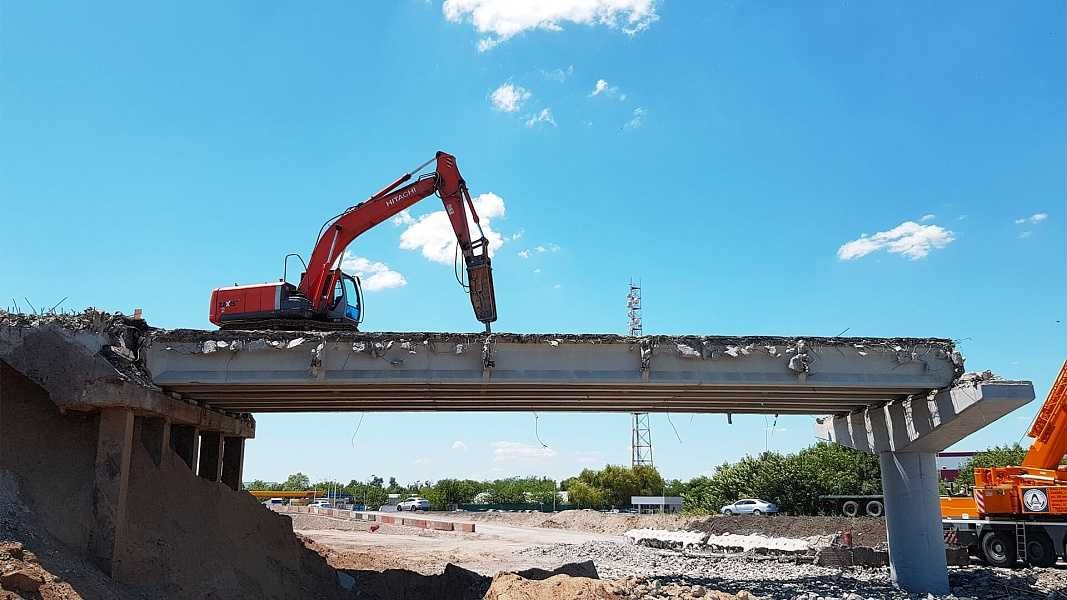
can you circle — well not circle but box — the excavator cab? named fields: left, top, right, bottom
left=326, top=272, right=363, bottom=328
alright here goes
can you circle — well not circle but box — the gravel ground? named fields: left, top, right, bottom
left=519, top=541, right=1067, bottom=599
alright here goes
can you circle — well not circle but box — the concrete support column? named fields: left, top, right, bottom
left=221, top=436, right=245, bottom=490
left=139, top=416, right=170, bottom=467
left=89, top=408, right=134, bottom=577
left=197, top=431, right=224, bottom=482
left=170, top=424, right=198, bottom=471
left=879, top=451, right=949, bottom=594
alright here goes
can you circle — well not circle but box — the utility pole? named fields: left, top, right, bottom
left=628, top=281, right=653, bottom=468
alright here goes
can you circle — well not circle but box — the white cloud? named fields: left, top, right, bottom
left=590, top=79, right=626, bottom=101
left=533, top=268, right=541, bottom=274
left=525, top=107, right=556, bottom=128
left=920, top=214, right=936, bottom=222
left=509, top=230, right=524, bottom=241
left=444, top=0, right=659, bottom=51
left=451, top=440, right=468, bottom=450
left=413, top=456, right=431, bottom=465
left=837, top=221, right=956, bottom=261
left=491, top=441, right=558, bottom=463
left=399, top=192, right=506, bottom=264
left=1015, top=213, right=1048, bottom=225
left=542, top=65, right=574, bottom=82
left=391, top=210, right=415, bottom=226
left=553, top=283, right=561, bottom=289
left=517, top=249, right=531, bottom=259
left=1019, top=231, right=1033, bottom=239
left=623, top=106, right=646, bottom=130
left=338, top=253, right=407, bottom=291
left=490, top=83, right=531, bottom=112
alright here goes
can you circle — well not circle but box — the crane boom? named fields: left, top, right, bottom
left=1022, top=359, right=1067, bottom=469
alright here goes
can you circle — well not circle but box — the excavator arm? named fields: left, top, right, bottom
left=299, top=151, right=497, bottom=330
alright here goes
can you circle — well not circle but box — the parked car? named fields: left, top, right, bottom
left=309, top=500, right=331, bottom=508
left=396, top=496, right=431, bottom=511
left=721, top=499, right=779, bottom=515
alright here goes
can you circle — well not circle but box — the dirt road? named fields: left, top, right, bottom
left=293, top=513, right=623, bottom=575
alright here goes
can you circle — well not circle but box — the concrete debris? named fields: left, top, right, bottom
left=625, top=529, right=833, bottom=555
left=676, top=344, right=701, bottom=358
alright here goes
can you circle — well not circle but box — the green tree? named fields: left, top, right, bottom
left=281, top=472, right=310, bottom=491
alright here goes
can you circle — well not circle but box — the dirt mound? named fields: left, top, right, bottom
left=484, top=573, right=755, bottom=600
left=0, top=541, right=82, bottom=599
left=484, top=573, right=622, bottom=600
left=463, top=511, right=886, bottom=547
left=688, top=516, right=885, bottom=547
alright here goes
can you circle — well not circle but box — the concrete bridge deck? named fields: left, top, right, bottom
left=147, top=330, right=965, bottom=415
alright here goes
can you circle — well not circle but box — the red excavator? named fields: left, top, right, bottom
left=208, top=151, right=497, bottom=332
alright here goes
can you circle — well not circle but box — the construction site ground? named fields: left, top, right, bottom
left=291, top=510, right=1067, bottom=600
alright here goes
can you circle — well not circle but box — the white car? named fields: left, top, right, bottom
left=309, top=500, right=330, bottom=508
left=396, top=496, right=431, bottom=511
left=721, top=499, right=779, bottom=515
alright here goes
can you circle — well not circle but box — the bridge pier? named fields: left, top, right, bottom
left=880, top=451, right=948, bottom=594
left=819, top=378, right=1034, bottom=593
left=89, top=408, right=134, bottom=577
left=197, top=431, right=224, bottom=482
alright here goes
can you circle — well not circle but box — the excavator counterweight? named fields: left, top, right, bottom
left=208, top=151, right=498, bottom=332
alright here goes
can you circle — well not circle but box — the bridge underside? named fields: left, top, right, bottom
left=147, top=330, right=966, bottom=415
left=160, top=383, right=935, bottom=414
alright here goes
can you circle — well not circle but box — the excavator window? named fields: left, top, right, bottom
left=342, top=274, right=362, bottom=324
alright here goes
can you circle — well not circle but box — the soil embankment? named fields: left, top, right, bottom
left=0, top=361, right=348, bottom=599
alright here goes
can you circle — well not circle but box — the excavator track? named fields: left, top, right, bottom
left=218, top=319, right=358, bottom=332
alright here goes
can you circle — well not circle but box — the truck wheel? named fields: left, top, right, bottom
left=841, top=500, right=860, bottom=517
left=865, top=500, right=884, bottom=517
left=980, top=531, right=1016, bottom=568
left=1024, top=531, right=1056, bottom=567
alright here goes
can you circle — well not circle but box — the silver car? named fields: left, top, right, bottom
left=396, top=496, right=431, bottom=511
left=721, top=498, right=778, bottom=515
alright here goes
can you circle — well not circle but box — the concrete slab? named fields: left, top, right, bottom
left=145, top=330, right=963, bottom=415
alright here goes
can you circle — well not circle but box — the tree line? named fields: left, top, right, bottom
left=245, top=442, right=1041, bottom=514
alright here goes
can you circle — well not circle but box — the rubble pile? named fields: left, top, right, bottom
left=518, top=540, right=1067, bottom=600
left=0, top=541, right=81, bottom=600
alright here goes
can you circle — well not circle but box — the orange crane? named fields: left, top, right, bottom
left=941, top=359, right=1067, bottom=567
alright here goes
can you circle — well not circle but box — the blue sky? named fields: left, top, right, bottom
left=2, top=1, right=1064, bottom=484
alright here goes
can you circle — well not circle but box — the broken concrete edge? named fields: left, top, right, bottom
left=0, top=311, right=254, bottom=438
left=151, top=326, right=962, bottom=366
left=273, top=504, right=476, bottom=532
